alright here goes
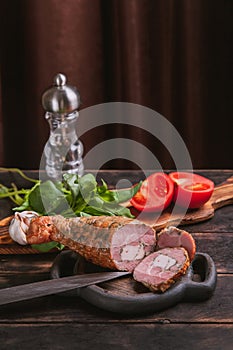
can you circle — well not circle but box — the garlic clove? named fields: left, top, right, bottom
left=9, top=211, right=39, bottom=245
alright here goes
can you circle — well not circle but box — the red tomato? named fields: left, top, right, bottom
left=130, top=172, right=174, bottom=212
left=169, top=172, right=214, bottom=209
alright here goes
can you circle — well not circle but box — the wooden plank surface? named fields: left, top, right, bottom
left=0, top=274, right=232, bottom=323
left=1, top=324, right=233, bottom=350
left=0, top=170, right=232, bottom=348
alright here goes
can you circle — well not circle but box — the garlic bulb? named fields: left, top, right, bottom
left=9, top=211, right=39, bottom=245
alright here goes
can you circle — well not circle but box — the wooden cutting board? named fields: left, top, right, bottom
left=128, top=175, right=233, bottom=230
left=0, top=176, right=233, bottom=254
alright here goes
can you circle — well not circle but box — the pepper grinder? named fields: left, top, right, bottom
left=42, top=73, right=84, bottom=179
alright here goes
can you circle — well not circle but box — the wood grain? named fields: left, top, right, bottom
left=0, top=170, right=232, bottom=349
left=0, top=275, right=232, bottom=323
left=0, top=324, right=233, bottom=350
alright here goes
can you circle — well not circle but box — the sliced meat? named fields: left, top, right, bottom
left=156, top=226, right=196, bottom=261
left=27, top=215, right=156, bottom=272
left=133, top=247, right=190, bottom=292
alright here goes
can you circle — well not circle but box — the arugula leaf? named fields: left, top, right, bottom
left=0, top=184, right=9, bottom=195
left=97, top=179, right=108, bottom=194
left=13, top=199, right=30, bottom=211
left=71, top=173, right=98, bottom=213
left=87, top=196, right=104, bottom=208
left=13, top=182, right=41, bottom=211
left=79, top=212, right=91, bottom=217
left=31, top=241, right=64, bottom=253
left=0, top=186, right=29, bottom=203
left=83, top=206, right=113, bottom=216
left=85, top=202, right=134, bottom=218
left=0, top=168, right=41, bottom=208
left=112, top=181, right=142, bottom=203
left=102, top=201, right=134, bottom=217
left=62, top=173, right=80, bottom=206
left=78, top=173, right=97, bottom=200
left=0, top=167, right=38, bottom=183
left=96, top=179, right=116, bottom=202
left=28, top=180, right=67, bottom=215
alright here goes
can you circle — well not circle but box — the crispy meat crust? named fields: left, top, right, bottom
left=157, top=226, right=196, bottom=261
left=27, top=215, right=155, bottom=271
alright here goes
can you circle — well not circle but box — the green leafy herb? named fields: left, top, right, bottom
left=0, top=167, right=40, bottom=207
left=0, top=167, right=39, bottom=184
left=28, top=180, right=67, bottom=215
left=62, top=173, right=80, bottom=206
left=97, top=179, right=116, bottom=202
left=112, top=182, right=142, bottom=203
left=31, top=242, right=65, bottom=253
left=0, top=168, right=142, bottom=252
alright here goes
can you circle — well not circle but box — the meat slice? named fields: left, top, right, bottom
left=133, top=247, right=190, bottom=292
left=156, top=226, right=196, bottom=261
left=27, top=215, right=156, bottom=272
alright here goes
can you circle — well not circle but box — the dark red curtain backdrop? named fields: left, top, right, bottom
left=0, top=0, right=232, bottom=170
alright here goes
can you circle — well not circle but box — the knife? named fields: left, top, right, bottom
left=0, top=271, right=130, bottom=306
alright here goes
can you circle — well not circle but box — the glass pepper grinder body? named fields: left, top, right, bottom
left=42, top=74, right=84, bottom=179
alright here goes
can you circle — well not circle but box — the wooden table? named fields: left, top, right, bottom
left=0, top=170, right=232, bottom=349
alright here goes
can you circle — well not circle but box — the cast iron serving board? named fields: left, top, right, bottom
left=50, top=250, right=217, bottom=314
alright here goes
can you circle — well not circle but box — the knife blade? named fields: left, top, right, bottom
left=0, top=271, right=130, bottom=306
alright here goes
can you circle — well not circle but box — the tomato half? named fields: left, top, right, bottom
left=130, top=172, right=174, bottom=212
left=169, top=172, right=214, bottom=209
